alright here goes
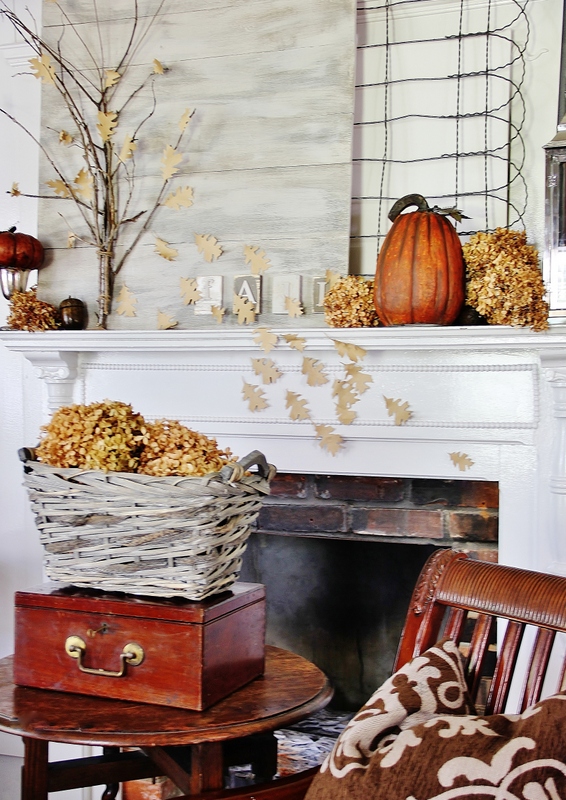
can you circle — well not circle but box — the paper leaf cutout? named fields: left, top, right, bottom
left=29, top=53, right=55, bottom=84
left=283, top=333, right=307, bottom=352
left=285, top=296, right=303, bottom=318
left=449, top=452, right=475, bottom=472
left=104, top=69, right=121, bottom=88
left=325, top=270, right=341, bottom=289
left=211, top=305, right=225, bottom=323
left=332, top=339, right=367, bottom=363
left=302, top=357, right=329, bottom=387
left=97, top=110, right=118, bottom=141
left=163, top=186, right=193, bottom=210
left=118, top=135, right=137, bottom=162
left=384, top=396, right=413, bottom=426
left=180, top=277, right=201, bottom=305
left=242, top=381, right=268, bottom=412
left=314, top=424, right=343, bottom=456
left=179, top=108, right=194, bottom=131
left=253, top=327, right=278, bottom=354
left=155, top=237, right=178, bottom=261
left=285, top=391, right=310, bottom=421
left=10, top=182, right=20, bottom=196
left=194, top=233, right=222, bottom=262
left=243, top=245, right=271, bottom=275
left=233, top=294, right=256, bottom=324
left=252, top=358, right=281, bottom=385
left=157, top=311, right=177, bottom=330
left=336, top=406, right=357, bottom=425
left=332, top=379, right=358, bottom=408
left=153, top=59, right=165, bottom=74
left=116, top=285, right=137, bottom=317
left=67, top=232, right=76, bottom=248
left=344, top=363, right=373, bottom=394
left=59, top=130, right=73, bottom=145
left=74, top=168, right=93, bottom=200
left=47, top=178, right=71, bottom=197
left=161, top=144, right=183, bottom=181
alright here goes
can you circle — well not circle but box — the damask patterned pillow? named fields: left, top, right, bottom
left=306, top=639, right=566, bottom=800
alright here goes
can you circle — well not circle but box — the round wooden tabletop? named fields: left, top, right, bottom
left=0, top=646, right=333, bottom=748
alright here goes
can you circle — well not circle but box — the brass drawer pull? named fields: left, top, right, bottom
left=65, top=635, right=144, bottom=677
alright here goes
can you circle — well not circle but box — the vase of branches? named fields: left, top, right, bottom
left=0, top=0, right=194, bottom=329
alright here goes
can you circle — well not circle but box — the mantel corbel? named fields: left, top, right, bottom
left=22, top=350, right=78, bottom=414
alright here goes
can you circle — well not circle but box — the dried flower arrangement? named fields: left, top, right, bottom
left=0, top=1, right=194, bottom=328
left=324, top=275, right=379, bottom=328
left=7, top=287, right=60, bottom=331
left=463, top=228, right=549, bottom=331
left=35, top=399, right=235, bottom=476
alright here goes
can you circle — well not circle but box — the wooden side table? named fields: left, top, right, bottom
left=0, top=646, right=333, bottom=800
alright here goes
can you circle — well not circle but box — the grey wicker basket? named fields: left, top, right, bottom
left=19, top=449, right=275, bottom=601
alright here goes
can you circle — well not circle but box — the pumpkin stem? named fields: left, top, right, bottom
left=8, top=226, right=16, bottom=233
left=388, top=194, right=430, bottom=222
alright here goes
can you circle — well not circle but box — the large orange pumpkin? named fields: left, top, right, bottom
left=373, top=194, right=465, bottom=326
left=0, top=227, right=44, bottom=271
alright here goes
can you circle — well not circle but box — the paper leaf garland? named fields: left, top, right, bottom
left=332, top=339, right=367, bottom=363
left=118, top=136, right=137, bottom=162
left=163, top=186, right=193, bottom=210
left=195, top=234, right=223, bottom=262
left=74, top=168, right=94, bottom=200
left=161, top=145, right=183, bottom=181
left=344, top=363, right=373, bottom=394
left=116, top=285, right=137, bottom=317
left=97, top=110, right=118, bottom=141
left=286, top=391, right=311, bottom=421
left=336, top=406, right=357, bottom=425
left=211, top=305, right=225, bottom=323
left=285, top=297, right=303, bottom=318
left=244, top=245, right=271, bottom=275
left=233, top=294, right=256, bottom=324
left=384, top=396, right=413, bottom=425
left=29, top=53, right=55, bottom=84
left=104, top=69, right=121, bottom=88
left=332, top=380, right=358, bottom=409
left=325, top=270, right=341, bottom=289
left=155, top=237, right=178, bottom=261
left=302, top=357, right=329, bottom=387
left=283, top=333, right=307, bottom=352
left=157, top=311, right=177, bottom=330
left=314, top=424, right=343, bottom=456
left=46, top=178, right=71, bottom=197
left=253, top=327, right=278, bottom=353
left=242, top=381, right=268, bottom=412
left=252, top=358, right=282, bottom=385
left=180, top=277, right=201, bottom=305
left=449, top=452, right=475, bottom=472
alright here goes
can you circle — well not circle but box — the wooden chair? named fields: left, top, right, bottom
left=187, top=547, right=566, bottom=800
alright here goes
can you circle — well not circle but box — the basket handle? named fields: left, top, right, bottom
left=220, top=450, right=276, bottom=483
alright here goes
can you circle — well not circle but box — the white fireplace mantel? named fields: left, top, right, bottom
left=2, top=324, right=566, bottom=577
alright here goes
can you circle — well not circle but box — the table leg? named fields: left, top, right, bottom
left=141, top=742, right=224, bottom=795
left=21, top=737, right=48, bottom=800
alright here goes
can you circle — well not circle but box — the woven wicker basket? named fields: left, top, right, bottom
left=19, top=449, right=276, bottom=601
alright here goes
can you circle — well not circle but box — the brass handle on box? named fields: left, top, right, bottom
left=65, top=635, right=144, bottom=677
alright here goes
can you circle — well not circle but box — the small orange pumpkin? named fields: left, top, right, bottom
left=0, top=226, right=44, bottom=271
left=373, top=194, right=465, bottom=326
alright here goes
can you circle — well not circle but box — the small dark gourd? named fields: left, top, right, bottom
left=0, top=226, right=44, bottom=271
left=374, top=194, right=466, bottom=326
left=59, top=297, right=87, bottom=330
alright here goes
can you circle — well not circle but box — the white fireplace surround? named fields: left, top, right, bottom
left=2, top=324, right=566, bottom=577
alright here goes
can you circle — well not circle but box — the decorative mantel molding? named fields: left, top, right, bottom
left=2, top=324, right=566, bottom=576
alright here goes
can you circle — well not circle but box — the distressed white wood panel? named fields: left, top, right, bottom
left=37, top=0, right=356, bottom=328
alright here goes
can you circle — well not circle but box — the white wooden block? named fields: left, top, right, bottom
left=272, top=274, right=302, bottom=313
left=234, top=275, right=261, bottom=311
left=312, top=277, right=328, bottom=313
left=194, top=276, right=223, bottom=315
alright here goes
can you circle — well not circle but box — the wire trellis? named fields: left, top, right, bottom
left=351, top=0, right=530, bottom=273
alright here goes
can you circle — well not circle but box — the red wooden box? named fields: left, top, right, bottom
left=14, top=582, right=265, bottom=711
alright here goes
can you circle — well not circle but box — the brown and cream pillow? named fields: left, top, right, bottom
left=306, top=639, right=566, bottom=800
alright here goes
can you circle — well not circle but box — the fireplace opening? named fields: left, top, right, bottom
left=241, top=473, right=499, bottom=711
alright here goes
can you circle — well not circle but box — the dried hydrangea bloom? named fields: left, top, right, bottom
left=463, top=228, right=549, bottom=332
left=8, top=287, right=60, bottom=331
left=137, top=419, right=235, bottom=477
left=35, top=400, right=147, bottom=472
left=324, top=275, right=379, bottom=328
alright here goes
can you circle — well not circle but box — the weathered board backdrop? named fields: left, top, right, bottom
left=36, top=0, right=356, bottom=329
